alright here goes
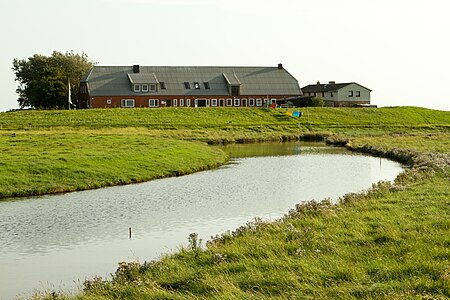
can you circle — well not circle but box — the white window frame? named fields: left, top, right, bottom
left=173, top=99, right=177, bottom=107
left=149, top=84, right=156, bottom=92
left=180, top=99, right=184, bottom=107
left=141, top=84, right=149, bottom=92
left=187, top=99, right=191, bottom=107
left=133, top=84, right=141, bottom=92
left=226, top=98, right=232, bottom=107
left=256, top=98, right=262, bottom=106
left=149, top=99, right=159, bottom=107
left=106, top=99, right=112, bottom=105
left=249, top=98, right=255, bottom=106
left=234, top=98, right=240, bottom=107
left=121, top=99, right=135, bottom=108
left=211, top=98, right=217, bottom=107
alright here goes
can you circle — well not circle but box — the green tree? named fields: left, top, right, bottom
left=12, top=51, right=94, bottom=109
left=310, top=96, right=324, bottom=107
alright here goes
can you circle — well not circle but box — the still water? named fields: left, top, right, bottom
left=0, top=142, right=404, bottom=299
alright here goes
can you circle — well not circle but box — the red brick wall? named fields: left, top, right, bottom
left=86, top=95, right=295, bottom=108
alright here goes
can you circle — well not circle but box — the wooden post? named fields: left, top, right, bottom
left=129, top=227, right=132, bottom=239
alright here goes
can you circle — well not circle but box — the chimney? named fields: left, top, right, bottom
left=278, top=63, right=283, bottom=69
left=329, top=81, right=336, bottom=85
left=133, top=65, right=140, bottom=73
left=317, top=80, right=320, bottom=85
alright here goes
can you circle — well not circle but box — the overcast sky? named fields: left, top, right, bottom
left=1, top=0, right=449, bottom=112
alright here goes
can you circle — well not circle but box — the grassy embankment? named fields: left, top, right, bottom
left=1, top=106, right=449, bottom=299
left=1, top=106, right=448, bottom=199
left=1, top=106, right=446, bottom=198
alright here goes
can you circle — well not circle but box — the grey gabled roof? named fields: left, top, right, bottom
left=82, top=65, right=302, bottom=97
left=223, top=73, right=242, bottom=86
left=302, top=82, right=372, bottom=92
left=128, top=73, right=158, bottom=84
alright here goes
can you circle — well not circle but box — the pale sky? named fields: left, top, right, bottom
left=1, top=0, right=449, bottom=112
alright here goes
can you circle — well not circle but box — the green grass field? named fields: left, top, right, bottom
left=0, top=134, right=226, bottom=198
left=1, top=106, right=449, bottom=299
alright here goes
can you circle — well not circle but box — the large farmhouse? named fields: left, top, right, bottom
left=78, top=64, right=302, bottom=109
left=301, top=81, right=372, bottom=107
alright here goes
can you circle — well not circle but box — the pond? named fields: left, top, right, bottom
left=0, top=142, right=404, bottom=299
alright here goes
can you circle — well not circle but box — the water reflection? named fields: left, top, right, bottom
left=219, top=141, right=347, bottom=158
left=0, top=142, right=404, bottom=299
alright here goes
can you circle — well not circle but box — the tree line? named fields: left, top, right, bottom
left=12, top=51, right=94, bottom=109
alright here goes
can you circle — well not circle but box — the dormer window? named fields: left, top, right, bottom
left=149, top=84, right=156, bottom=92
left=134, top=84, right=141, bottom=92
left=160, top=82, right=166, bottom=89
left=231, top=85, right=240, bottom=96
left=194, top=82, right=200, bottom=89
left=142, top=84, right=149, bottom=92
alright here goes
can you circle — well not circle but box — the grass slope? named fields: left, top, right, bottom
left=1, top=106, right=448, bottom=131
left=0, top=108, right=297, bottom=130
left=0, top=134, right=226, bottom=198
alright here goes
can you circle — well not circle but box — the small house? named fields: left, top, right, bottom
left=301, top=81, right=372, bottom=107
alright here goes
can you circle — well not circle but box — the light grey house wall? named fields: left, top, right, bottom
left=323, top=91, right=336, bottom=101
left=335, top=83, right=371, bottom=102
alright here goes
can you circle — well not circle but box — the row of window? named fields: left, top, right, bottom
left=118, top=98, right=276, bottom=108
left=134, top=84, right=158, bottom=93
left=348, top=91, right=361, bottom=97
left=184, top=81, right=211, bottom=90
left=121, top=99, right=159, bottom=107
left=133, top=81, right=214, bottom=92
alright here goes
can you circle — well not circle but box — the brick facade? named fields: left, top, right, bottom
left=79, top=91, right=290, bottom=109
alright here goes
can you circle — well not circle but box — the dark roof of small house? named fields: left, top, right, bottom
left=82, top=65, right=302, bottom=97
left=302, top=82, right=372, bottom=93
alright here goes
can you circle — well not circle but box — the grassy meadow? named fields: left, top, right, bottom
left=0, top=106, right=449, bottom=299
left=0, top=134, right=226, bottom=198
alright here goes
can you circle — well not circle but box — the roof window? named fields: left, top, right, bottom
left=231, top=85, right=240, bottom=96
left=184, top=82, right=191, bottom=89
left=194, top=82, right=200, bottom=89
left=160, top=82, right=166, bottom=89
left=204, top=82, right=210, bottom=89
